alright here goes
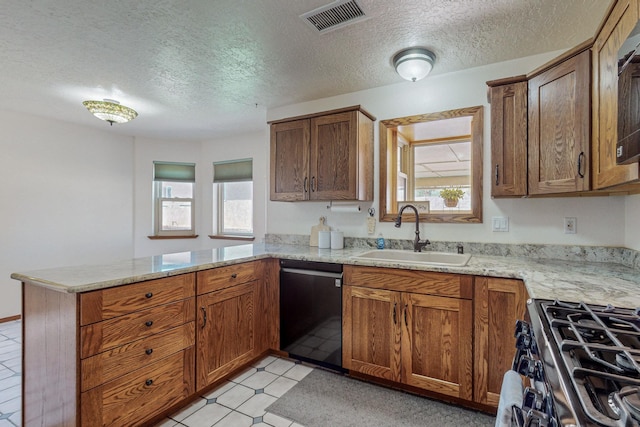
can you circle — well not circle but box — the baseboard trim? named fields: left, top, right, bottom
left=0, top=315, right=21, bottom=323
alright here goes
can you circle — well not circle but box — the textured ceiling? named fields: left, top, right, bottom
left=0, top=0, right=610, bottom=140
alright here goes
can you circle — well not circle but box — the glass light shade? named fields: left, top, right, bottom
left=82, top=100, right=138, bottom=125
left=393, top=48, right=436, bottom=82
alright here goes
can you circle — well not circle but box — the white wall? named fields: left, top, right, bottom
left=626, top=194, right=640, bottom=250
left=0, top=110, right=134, bottom=319
left=266, top=51, right=628, bottom=247
left=200, top=130, right=269, bottom=248
left=133, top=137, right=203, bottom=257
left=133, top=130, right=269, bottom=257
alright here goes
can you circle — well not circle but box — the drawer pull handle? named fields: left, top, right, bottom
left=145, top=292, right=153, bottom=299
left=145, top=379, right=153, bottom=386
left=145, top=320, right=153, bottom=327
left=201, top=307, right=207, bottom=328
left=231, top=273, right=238, bottom=279
left=145, top=348, right=153, bottom=355
left=393, top=303, right=397, bottom=324
left=404, top=304, right=408, bottom=327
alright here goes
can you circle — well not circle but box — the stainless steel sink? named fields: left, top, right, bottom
left=352, top=250, right=471, bottom=266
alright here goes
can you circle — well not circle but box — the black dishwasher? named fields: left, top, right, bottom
left=279, top=259, right=343, bottom=371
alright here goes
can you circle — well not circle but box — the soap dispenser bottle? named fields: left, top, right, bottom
left=376, top=233, right=385, bottom=250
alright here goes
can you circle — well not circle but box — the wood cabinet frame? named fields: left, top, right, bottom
left=269, top=105, right=375, bottom=202
left=592, top=0, right=640, bottom=189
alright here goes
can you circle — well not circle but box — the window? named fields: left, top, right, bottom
left=213, top=159, right=253, bottom=237
left=153, top=161, right=196, bottom=236
left=379, top=106, right=483, bottom=223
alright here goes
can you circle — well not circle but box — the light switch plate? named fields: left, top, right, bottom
left=492, top=216, right=509, bottom=232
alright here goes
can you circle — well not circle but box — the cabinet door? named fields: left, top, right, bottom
left=401, top=293, right=473, bottom=400
left=592, top=0, right=640, bottom=189
left=474, top=277, right=527, bottom=407
left=528, top=49, right=591, bottom=194
left=196, top=281, right=257, bottom=389
left=270, top=119, right=310, bottom=201
left=490, top=81, right=528, bottom=197
left=342, top=285, right=401, bottom=382
left=310, top=111, right=358, bottom=200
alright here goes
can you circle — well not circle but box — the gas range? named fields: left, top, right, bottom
left=501, top=299, right=640, bottom=427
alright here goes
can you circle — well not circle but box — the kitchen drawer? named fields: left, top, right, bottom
left=343, top=265, right=473, bottom=299
left=81, top=298, right=196, bottom=359
left=80, top=273, right=195, bottom=325
left=197, top=261, right=258, bottom=295
left=81, top=348, right=195, bottom=426
left=81, top=322, right=195, bottom=392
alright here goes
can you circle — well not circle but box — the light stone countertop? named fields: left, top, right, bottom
left=10, top=243, right=640, bottom=308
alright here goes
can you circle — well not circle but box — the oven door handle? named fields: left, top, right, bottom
left=280, top=268, right=343, bottom=280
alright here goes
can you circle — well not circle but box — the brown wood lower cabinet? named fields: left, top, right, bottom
left=196, top=280, right=258, bottom=389
left=21, top=259, right=280, bottom=427
left=21, top=257, right=522, bottom=425
left=81, top=348, right=195, bottom=426
left=473, top=277, right=528, bottom=406
left=343, top=286, right=401, bottom=381
left=401, top=293, right=472, bottom=400
left=343, top=266, right=474, bottom=401
left=343, top=265, right=527, bottom=410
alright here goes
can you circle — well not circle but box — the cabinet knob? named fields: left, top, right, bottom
left=231, top=273, right=238, bottom=279
left=145, top=379, right=153, bottom=386
left=145, top=292, right=153, bottom=299
left=145, top=348, right=153, bottom=355
left=145, top=320, right=153, bottom=327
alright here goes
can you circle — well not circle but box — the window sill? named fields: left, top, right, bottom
left=147, top=235, right=199, bottom=240
left=208, top=235, right=255, bottom=242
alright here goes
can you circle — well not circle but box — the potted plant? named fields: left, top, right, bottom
left=439, top=187, right=465, bottom=208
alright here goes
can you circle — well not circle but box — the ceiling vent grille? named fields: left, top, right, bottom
left=301, top=0, right=368, bottom=34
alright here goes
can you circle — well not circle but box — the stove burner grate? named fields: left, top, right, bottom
left=539, top=300, right=640, bottom=426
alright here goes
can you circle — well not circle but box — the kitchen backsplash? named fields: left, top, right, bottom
left=264, top=234, right=640, bottom=269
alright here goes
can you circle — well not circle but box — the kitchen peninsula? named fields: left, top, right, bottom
left=12, top=242, right=640, bottom=426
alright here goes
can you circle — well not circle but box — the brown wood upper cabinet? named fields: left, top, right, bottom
left=489, top=0, right=640, bottom=197
left=269, top=106, right=375, bottom=201
left=488, top=48, right=591, bottom=197
left=528, top=49, right=591, bottom=195
left=489, top=78, right=528, bottom=197
left=592, top=0, right=640, bottom=189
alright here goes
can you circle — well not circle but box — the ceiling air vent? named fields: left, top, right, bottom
left=301, top=0, right=368, bottom=34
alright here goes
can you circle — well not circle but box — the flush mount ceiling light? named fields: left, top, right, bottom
left=82, top=99, right=138, bottom=125
left=393, top=47, right=436, bottom=82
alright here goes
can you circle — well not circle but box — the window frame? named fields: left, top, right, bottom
left=215, top=181, right=254, bottom=237
left=152, top=162, right=196, bottom=238
left=211, top=158, right=254, bottom=239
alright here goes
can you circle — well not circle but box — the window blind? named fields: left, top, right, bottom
left=213, top=159, right=253, bottom=183
left=153, top=161, right=196, bottom=182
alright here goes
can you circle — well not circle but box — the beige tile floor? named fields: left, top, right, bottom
left=0, top=320, right=21, bottom=427
left=0, top=319, right=309, bottom=427
left=153, top=355, right=311, bottom=427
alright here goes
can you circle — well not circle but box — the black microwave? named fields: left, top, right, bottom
left=617, top=23, right=640, bottom=165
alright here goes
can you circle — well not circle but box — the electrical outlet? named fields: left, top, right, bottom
left=564, top=217, right=577, bottom=234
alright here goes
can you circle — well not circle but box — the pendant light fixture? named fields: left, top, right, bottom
left=82, top=99, right=138, bottom=125
left=393, top=47, right=436, bottom=82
